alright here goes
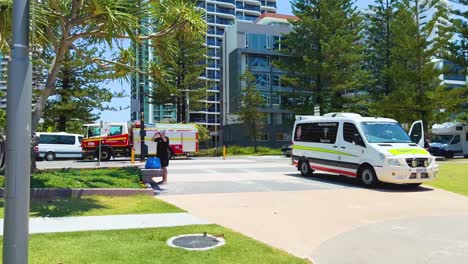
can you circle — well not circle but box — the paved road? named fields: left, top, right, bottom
left=156, top=156, right=468, bottom=264
left=37, top=156, right=468, bottom=264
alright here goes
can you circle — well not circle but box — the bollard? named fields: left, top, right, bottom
left=223, top=145, right=226, bottom=160
left=131, top=147, right=135, bottom=164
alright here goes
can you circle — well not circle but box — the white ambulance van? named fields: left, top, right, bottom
left=292, top=113, right=438, bottom=187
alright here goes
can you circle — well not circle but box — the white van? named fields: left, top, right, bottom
left=292, top=113, right=438, bottom=187
left=36, top=132, right=83, bottom=161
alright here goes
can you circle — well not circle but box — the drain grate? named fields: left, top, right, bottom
left=167, top=234, right=225, bottom=251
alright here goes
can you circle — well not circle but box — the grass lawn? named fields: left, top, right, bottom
left=0, top=195, right=183, bottom=218
left=0, top=225, right=310, bottom=264
left=426, top=163, right=468, bottom=196
left=0, top=167, right=142, bottom=189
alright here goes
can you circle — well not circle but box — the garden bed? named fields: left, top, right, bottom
left=0, top=167, right=150, bottom=198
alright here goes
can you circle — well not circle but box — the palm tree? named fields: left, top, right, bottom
left=0, top=0, right=206, bottom=131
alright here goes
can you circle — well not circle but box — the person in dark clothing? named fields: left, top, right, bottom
left=152, top=131, right=170, bottom=184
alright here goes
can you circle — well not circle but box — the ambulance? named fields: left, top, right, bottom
left=292, top=113, right=438, bottom=187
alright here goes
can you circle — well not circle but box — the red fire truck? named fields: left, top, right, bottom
left=81, top=122, right=198, bottom=161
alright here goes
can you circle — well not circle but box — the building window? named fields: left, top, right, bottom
left=257, top=133, right=269, bottom=141
left=275, top=133, right=290, bottom=141
left=247, top=55, right=269, bottom=70
left=274, top=113, right=282, bottom=125
left=254, top=73, right=269, bottom=87
left=272, top=74, right=280, bottom=87
left=273, top=36, right=281, bottom=51
left=246, top=33, right=269, bottom=51
left=272, top=93, right=280, bottom=109
left=265, top=113, right=272, bottom=125
left=261, top=92, right=271, bottom=107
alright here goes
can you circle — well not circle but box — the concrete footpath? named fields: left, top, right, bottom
left=0, top=213, right=210, bottom=235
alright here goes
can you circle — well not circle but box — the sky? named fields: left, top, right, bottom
left=98, top=0, right=375, bottom=123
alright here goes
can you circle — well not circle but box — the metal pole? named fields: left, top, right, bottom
left=98, top=121, right=103, bottom=166
left=185, top=90, right=189, bottom=123
left=3, top=0, right=32, bottom=263
left=140, top=111, right=146, bottom=161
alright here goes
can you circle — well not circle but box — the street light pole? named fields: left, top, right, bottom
left=3, top=0, right=32, bottom=263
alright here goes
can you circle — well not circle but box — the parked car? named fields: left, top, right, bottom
left=36, top=132, right=83, bottom=161
left=281, top=144, right=292, bottom=157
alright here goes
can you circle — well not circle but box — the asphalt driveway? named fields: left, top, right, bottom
left=157, top=156, right=468, bottom=264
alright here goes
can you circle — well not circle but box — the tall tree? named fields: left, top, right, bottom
left=149, top=6, right=208, bottom=124
left=38, top=46, right=124, bottom=133
left=238, top=71, right=265, bottom=153
left=0, top=0, right=206, bottom=132
left=374, top=0, right=458, bottom=128
left=276, top=0, right=367, bottom=115
left=365, top=0, right=399, bottom=101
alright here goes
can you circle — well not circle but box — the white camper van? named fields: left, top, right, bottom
left=292, top=113, right=438, bottom=187
left=430, top=122, right=468, bottom=158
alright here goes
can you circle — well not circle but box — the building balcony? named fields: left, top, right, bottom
left=206, top=0, right=235, bottom=8
left=238, top=9, right=261, bottom=16
left=241, top=0, right=261, bottom=6
left=207, top=11, right=235, bottom=20
left=260, top=5, right=277, bottom=12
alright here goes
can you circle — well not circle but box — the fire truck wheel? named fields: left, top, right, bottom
left=168, top=148, right=174, bottom=160
left=99, top=149, right=112, bottom=161
left=45, top=152, right=55, bottom=161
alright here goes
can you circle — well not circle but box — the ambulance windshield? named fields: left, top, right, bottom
left=360, top=122, right=412, bottom=144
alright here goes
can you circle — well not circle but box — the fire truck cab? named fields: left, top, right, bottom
left=82, top=122, right=131, bottom=161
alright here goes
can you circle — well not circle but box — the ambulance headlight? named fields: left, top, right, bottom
left=387, top=158, right=402, bottom=166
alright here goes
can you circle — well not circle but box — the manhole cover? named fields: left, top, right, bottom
left=167, top=234, right=225, bottom=251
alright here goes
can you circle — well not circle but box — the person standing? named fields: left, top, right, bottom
left=152, top=131, right=170, bottom=184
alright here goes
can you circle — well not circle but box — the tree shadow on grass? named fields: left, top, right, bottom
left=0, top=197, right=107, bottom=218
left=29, top=197, right=107, bottom=218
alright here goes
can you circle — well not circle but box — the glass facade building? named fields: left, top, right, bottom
left=131, top=0, right=278, bottom=127
left=222, top=13, right=298, bottom=147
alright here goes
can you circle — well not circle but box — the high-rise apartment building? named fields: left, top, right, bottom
left=130, top=0, right=278, bottom=129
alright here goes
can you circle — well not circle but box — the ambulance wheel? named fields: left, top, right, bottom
left=300, top=160, right=312, bottom=177
left=359, top=165, right=380, bottom=188
left=45, top=152, right=55, bottom=161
